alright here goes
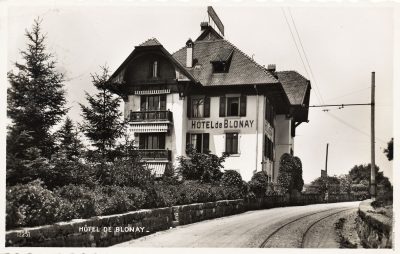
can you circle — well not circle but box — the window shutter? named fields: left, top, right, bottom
left=219, top=96, right=226, bottom=117
left=157, top=61, right=160, bottom=78
left=160, top=95, right=166, bottom=111
left=148, top=61, right=153, bottom=78
left=186, top=133, right=190, bottom=152
left=159, top=133, right=165, bottom=149
left=187, top=97, right=192, bottom=117
left=240, top=95, right=247, bottom=116
left=204, top=97, right=210, bottom=117
left=139, top=134, right=144, bottom=149
left=140, top=96, right=146, bottom=111
left=202, top=133, right=209, bottom=153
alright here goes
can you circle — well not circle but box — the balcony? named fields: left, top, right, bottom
left=138, top=149, right=172, bottom=161
left=129, top=110, right=173, bottom=123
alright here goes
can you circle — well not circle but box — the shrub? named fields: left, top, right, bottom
left=221, top=170, right=243, bottom=187
left=97, top=186, right=146, bottom=215
left=54, top=184, right=97, bottom=218
left=40, top=157, right=96, bottom=189
left=6, top=180, right=65, bottom=229
left=248, top=171, right=269, bottom=197
left=177, top=146, right=228, bottom=183
left=143, top=183, right=178, bottom=208
left=175, top=181, right=223, bottom=205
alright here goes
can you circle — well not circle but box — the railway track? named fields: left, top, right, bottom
left=259, top=207, right=353, bottom=248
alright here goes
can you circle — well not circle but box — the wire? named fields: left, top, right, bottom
left=325, top=112, right=386, bottom=144
left=287, top=8, right=325, bottom=105
left=281, top=9, right=313, bottom=91
left=325, top=87, right=371, bottom=102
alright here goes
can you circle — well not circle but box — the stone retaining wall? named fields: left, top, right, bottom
left=6, top=193, right=359, bottom=247
left=356, top=200, right=392, bottom=248
left=172, top=199, right=245, bottom=226
left=6, top=207, right=173, bottom=247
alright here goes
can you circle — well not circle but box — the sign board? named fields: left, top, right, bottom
left=321, top=169, right=327, bottom=177
left=207, top=6, right=224, bottom=36
left=189, top=119, right=255, bottom=130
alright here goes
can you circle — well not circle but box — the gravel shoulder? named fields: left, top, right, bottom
left=334, top=209, right=361, bottom=248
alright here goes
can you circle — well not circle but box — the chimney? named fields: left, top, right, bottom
left=186, top=39, right=194, bottom=68
left=267, top=64, right=276, bottom=72
left=200, top=22, right=209, bottom=31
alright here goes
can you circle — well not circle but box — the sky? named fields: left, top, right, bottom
left=4, top=2, right=395, bottom=184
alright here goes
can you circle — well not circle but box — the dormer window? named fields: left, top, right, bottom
left=152, top=61, right=158, bottom=78
left=212, top=61, right=228, bottom=73
left=211, top=48, right=233, bottom=73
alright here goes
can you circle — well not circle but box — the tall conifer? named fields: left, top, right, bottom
left=7, top=18, right=67, bottom=158
left=80, top=66, right=125, bottom=160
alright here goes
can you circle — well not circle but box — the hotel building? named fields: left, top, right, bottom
left=108, top=8, right=311, bottom=182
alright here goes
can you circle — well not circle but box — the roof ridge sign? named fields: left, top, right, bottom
left=208, top=6, right=224, bottom=36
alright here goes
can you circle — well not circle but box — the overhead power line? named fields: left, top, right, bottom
left=308, top=103, right=372, bottom=108
left=287, top=8, right=325, bottom=105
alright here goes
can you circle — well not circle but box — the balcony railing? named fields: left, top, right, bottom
left=138, top=149, right=172, bottom=161
left=129, top=110, right=173, bottom=123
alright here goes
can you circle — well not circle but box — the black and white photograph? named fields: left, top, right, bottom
left=1, top=0, right=398, bottom=252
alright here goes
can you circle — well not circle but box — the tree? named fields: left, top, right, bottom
left=348, top=163, right=392, bottom=196
left=384, top=138, right=393, bottom=161
left=338, top=174, right=352, bottom=195
left=276, top=153, right=304, bottom=194
left=80, top=66, right=125, bottom=161
left=292, top=156, right=304, bottom=192
left=248, top=171, right=269, bottom=197
left=7, top=18, right=67, bottom=158
left=55, top=117, right=84, bottom=160
left=306, top=176, right=340, bottom=195
left=177, top=145, right=228, bottom=183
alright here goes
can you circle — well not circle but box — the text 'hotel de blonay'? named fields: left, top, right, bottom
left=108, top=7, right=311, bottom=182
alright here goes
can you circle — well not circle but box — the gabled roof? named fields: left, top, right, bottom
left=276, top=71, right=310, bottom=106
left=139, top=38, right=162, bottom=47
left=109, top=38, right=196, bottom=83
left=172, top=39, right=279, bottom=86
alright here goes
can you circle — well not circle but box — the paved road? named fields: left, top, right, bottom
left=113, top=201, right=360, bottom=248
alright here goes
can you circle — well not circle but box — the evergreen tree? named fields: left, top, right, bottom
left=7, top=18, right=67, bottom=158
left=384, top=138, right=393, bottom=161
left=80, top=66, right=125, bottom=160
left=55, top=117, right=84, bottom=160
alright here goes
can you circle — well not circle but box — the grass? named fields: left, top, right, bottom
left=334, top=218, right=358, bottom=248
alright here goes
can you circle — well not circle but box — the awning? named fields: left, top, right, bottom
left=129, top=123, right=169, bottom=133
left=145, top=163, right=167, bottom=177
left=135, top=89, right=170, bottom=95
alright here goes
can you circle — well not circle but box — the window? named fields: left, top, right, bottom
left=192, top=98, right=204, bottom=118
left=219, top=95, right=246, bottom=117
left=187, top=96, right=210, bottom=118
left=139, top=133, right=165, bottom=149
left=264, top=135, right=274, bottom=161
left=152, top=61, right=158, bottom=78
left=227, top=97, right=239, bottom=116
left=140, top=95, right=166, bottom=111
left=186, top=133, right=209, bottom=153
left=225, top=133, right=239, bottom=154
left=265, top=98, right=275, bottom=127
left=212, top=61, right=228, bottom=73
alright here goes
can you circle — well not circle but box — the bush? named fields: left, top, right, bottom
left=221, top=170, right=242, bottom=187
left=176, top=181, right=215, bottom=204
left=97, top=186, right=146, bottom=215
left=248, top=171, right=269, bottom=197
left=6, top=180, right=65, bottom=229
left=177, top=146, right=227, bottom=183
left=54, top=184, right=97, bottom=218
left=143, top=183, right=178, bottom=208
left=40, top=157, right=96, bottom=189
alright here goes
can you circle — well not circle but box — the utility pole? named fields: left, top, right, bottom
left=325, top=143, right=329, bottom=174
left=370, top=72, right=376, bottom=200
